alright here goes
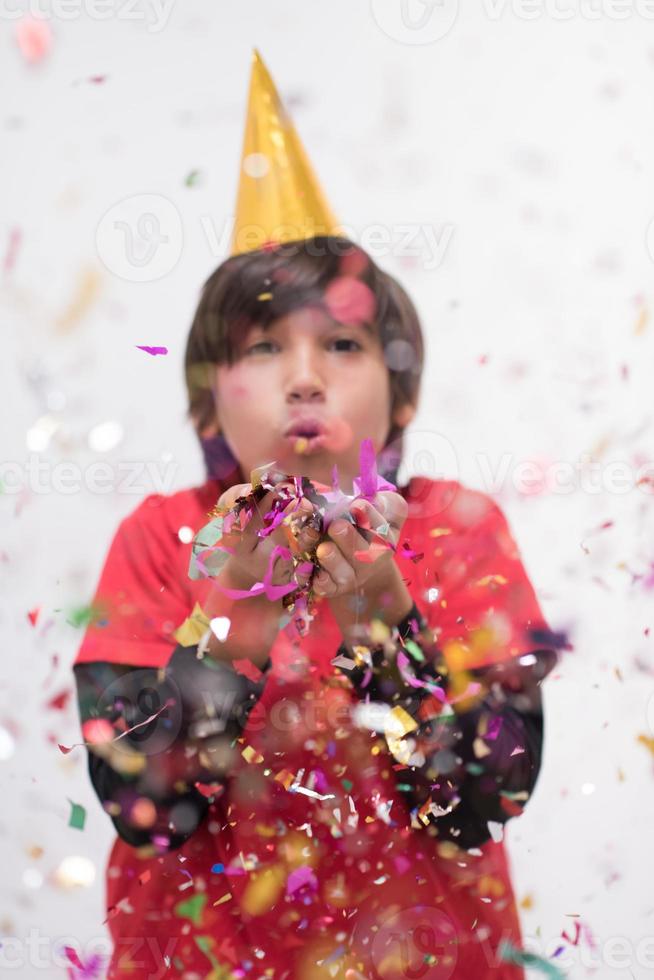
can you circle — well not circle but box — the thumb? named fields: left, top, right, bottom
left=217, top=483, right=252, bottom=512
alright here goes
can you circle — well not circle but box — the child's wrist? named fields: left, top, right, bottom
left=330, top=564, right=414, bottom=649
left=201, top=562, right=283, bottom=666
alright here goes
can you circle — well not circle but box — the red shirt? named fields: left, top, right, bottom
left=75, top=475, right=550, bottom=979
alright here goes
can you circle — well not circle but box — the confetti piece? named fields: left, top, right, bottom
left=184, top=169, right=201, bottom=187
left=27, top=607, right=40, bottom=627
left=635, top=306, right=648, bottom=335
left=274, top=769, right=296, bottom=790
left=324, top=277, right=375, bottom=326
left=56, top=267, right=102, bottom=333
left=66, top=604, right=103, bottom=629
left=15, top=16, right=52, bottom=64
left=135, top=345, right=168, bottom=356
left=290, top=785, right=335, bottom=801
left=487, top=820, right=504, bottom=843
left=242, top=864, right=286, bottom=916
left=59, top=699, right=174, bottom=754
left=64, top=946, right=84, bottom=970
left=499, top=941, right=565, bottom=978
left=194, top=781, right=224, bottom=800
left=286, top=865, right=317, bottom=896
left=173, top=601, right=211, bottom=646
left=3, top=227, right=21, bottom=276
left=174, top=893, right=207, bottom=927
left=474, top=574, right=508, bottom=588
left=580, top=519, right=614, bottom=555
left=67, top=800, right=86, bottom=831
left=45, top=689, right=71, bottom=711
left=241, top=744, right=264, bottom=764
left=211, top=863, right=225, bottom=874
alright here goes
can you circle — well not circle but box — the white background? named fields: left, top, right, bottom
left=2, top=0, right=654, bottom=976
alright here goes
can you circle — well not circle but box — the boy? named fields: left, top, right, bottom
left=73, top=52, right=557, bottom=980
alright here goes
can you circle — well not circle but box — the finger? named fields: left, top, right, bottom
left=352, top=497, right=403, bottom=549
left=280, top=496, right=321, bottom=554
left=217, top=483, right=252, bottom=512
left=350, top=501, right=393, bottom=553
left=240, top=485, right=296, bottom=543
left=313, top=565, right=337, bottom=596
left=372, top=492, right=408, bottom=533
left=326, top=515, right=370, bottom=564
left=315, top=542, right=356, bottom=594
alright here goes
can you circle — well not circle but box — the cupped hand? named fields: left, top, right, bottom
left=311, top=490, right=409, bottom=599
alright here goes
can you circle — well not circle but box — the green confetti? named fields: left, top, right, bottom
left=194, top=936, right=233, bottom=979
left=405, top=639, right=426, bottom=663
left=185, top=169, right=202, bottom=187
left=341, top=778, right=353, bottom=793
left=499, top=941, right=565, bottom=978
left=67, top=799, right=86, bottom=831
left=66, top=603, right=103, bottom=629
left=175, top=893, right=207, bottom=927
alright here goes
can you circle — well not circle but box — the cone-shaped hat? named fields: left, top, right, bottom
left=230, top=49, right=342, bottom=256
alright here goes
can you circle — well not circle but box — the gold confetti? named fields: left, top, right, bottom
left=474, top=574, right=508, bottom=588
left=173, top=602, right=211, bottom=646
left=241, top=745, right=264, bottom=765
left=241, top=865, right=286, bottom=916
left=56, top=266, right=102, bottom=332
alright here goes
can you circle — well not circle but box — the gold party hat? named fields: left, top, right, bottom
left=230, top=49, right=342, bottom=256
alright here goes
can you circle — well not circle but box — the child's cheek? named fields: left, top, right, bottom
left=220, top=372, right=251, bottom=401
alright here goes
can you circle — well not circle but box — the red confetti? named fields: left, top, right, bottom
left=45, top=689, right=71, bottom=711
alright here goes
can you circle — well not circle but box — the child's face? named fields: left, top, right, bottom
left=209, top=306, right=402, bottom=495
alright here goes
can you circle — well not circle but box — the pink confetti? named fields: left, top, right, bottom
left=136, top=345, right=168, bottom=356
left=486, top=716, right=503, bottom=741
left=15, top=16, right=52, bottom=64
left=3, top=227, right=21, bottom=276
left=324, top=277, right=376, bottom=326
left=58, top=699, right=175, bottom=754
left=286, top=865, right=318, bottom=896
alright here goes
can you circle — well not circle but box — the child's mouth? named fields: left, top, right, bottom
left=284, top=431, right=328, bottom=455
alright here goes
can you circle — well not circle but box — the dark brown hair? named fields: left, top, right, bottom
left=184, top=236, right=424, bottom=476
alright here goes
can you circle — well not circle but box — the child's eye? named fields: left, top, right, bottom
left=245, top=340, right=277, bottom=355
left=330, top=338, right=362, bottom=352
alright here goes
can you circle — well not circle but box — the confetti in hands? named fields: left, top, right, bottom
left=186, top=439, right=404, bottom=633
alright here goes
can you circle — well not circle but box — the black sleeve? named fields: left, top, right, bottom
left=334, top=603, right=558, bottom=849
left=74, top=646, right=272, bottom=852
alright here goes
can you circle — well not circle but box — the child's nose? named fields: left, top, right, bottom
left=285, top=365, right=326, bottom=402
